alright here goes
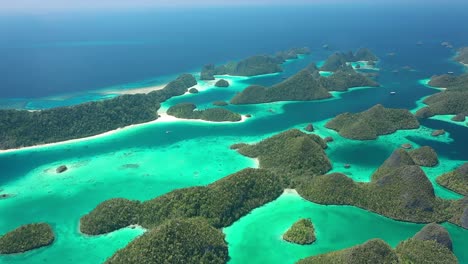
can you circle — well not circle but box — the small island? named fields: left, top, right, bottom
left=436, top=163, right=468, bottom=196
left=200, top=47, right=310, bottom=80
left=233, top=129, right=331, bottom=181
left=320, top=48, right=379, bottom=72
left=416, top=73, right=468, bottom=119
left=283, top=218, right=316, bottom=245
left=0, top=223, right=54, bottom=254
left=297, top=224, right=457, bottom=264
left=166, top=103, right=242, bottom=122
left=105, top=218, right=228, bottom=264
left=214, top=79, right=230, bottom=87
left=409, top=146, right=439, bottom=167
left=325, top=104, right=420, bottom=140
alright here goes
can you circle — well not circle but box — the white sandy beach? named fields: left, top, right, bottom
left=0, top=110, right=249, bottom=155
left=101, top=84, right=167, bottom=95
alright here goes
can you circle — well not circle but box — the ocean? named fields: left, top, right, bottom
left=0, top=3, right=468, bottom=264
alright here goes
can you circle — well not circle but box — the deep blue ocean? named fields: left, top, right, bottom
left=1, top=3, right=467, bottom=101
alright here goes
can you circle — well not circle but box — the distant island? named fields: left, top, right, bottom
left=282, top=218, right=316, bottom=245
left=200, top=47, right=310, bottom=80
left=0, top=223, right=54, bottom=254
left=297, top=223, right=457, bottom=264
left=325, top=104, right=420, bottom=140
left=320, top=48, right=379, bottom=72
left=0, top=74, right=197, bottom=150
left=436, top=163, right=468, bottom=196
left=455, top=47, right=468, bottom=65
left=166, top=103, right=242, bottom=122
left=417, top=73, right=468, bottom=120
left=230, top=64, right=378, bottom=105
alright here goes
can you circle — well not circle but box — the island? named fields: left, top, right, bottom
left=105, top=218, right=228, bottom=264
left=215, top=79, right=230, bottom=87
left=325, top=104, right=420, bottom=140
left=166, top=103, right=242, bottom=122
left=282, top=218, right=316, bottom=245
left=233, top=129, right=331, bottom=182
left=436, top=163, right=468, bottom=196
left=296, top=149, right=452, bottom=223
left=297, top=224, right=457, bottom=264
left=0, top=223, right=54, bottom=254
left=416, top=73, right=468, bottom=119
left=320, top=48, right=379, bottom=72
left=455, top=47, right=468, bottom=65
left=80, top=168, right=283, bottom=235
left=0, top=74, right=197, bottom=150
left=408, top=146, right=439, bottom=167
left=212, top=101, right=228, bottom=106
left=200, top=47, right=310, bottom=80
left=230, top=65, right=378, bottom=105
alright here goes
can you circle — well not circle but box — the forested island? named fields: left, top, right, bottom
left=166, top=103, right=242, bottom=122
left=436, top=163, right=468, bottom=196
left=78, top=168, right=284, bottom=263
left=230, top=64, right=378, bottom=105
left=320, top=48, right=379, bottom=72
left=200, top=47, right=310, bottom=80
left=282, top=218, right=316, bottom=245
left=325, top=104, right=420, bottom=140
left=0, top=223, right=54, bottom=254
left=417, top=73, right=468, bottom=120
left=455, top=47, right=468, bottom=64
left=0, top=74, right=197, bottom=150
left=232, top=129, right=331, bottom=183
left=297, top=223, right=457, bottom=264
left=296, top=148, right=466, bottom=225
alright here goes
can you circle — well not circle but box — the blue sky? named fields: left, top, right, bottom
left=1, top=0, right=465, bottom=13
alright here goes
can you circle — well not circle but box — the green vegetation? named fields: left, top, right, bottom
left=230, top=63, right=378, bottom=104
left=167, top=103, right=242, bottom=122
left=0, top=223, right=54, bottom=254
left=317, top=65, right=379, bottom=91
left=200, top=48, right=310, bottom=80
left=80, top=199, right=141, bottom=235
left=234, top=129, right=331, bottom=183
left=298, top=224, right=457, bottom=264
left=325, top=104, right=420, bottom=140
left=445, top=197, right=468, bottom=229
left=297, top=239, right=399, bottom=264
left=296, top=149, right=451, bottom=223
left=282, top=218, right=316, bottom=245
left=0, top=74, right=197, bottom=150
left=188, top=88, right=199, bottom=94
left=455, top=47, right=468, bottom=64
left=320, top=48, right=378, bottom=71
left=436, top=163, right=468, bottom=196
left=80, top=168, right=283, bottom=235
left=395, top=239, right=458, bottom=264
left=215, top=79, right=230, bottom=87
left=409, top=146, right=439, bottom=167
left=413, top=223, right=452, bottom=250
left=417, top=73, right=468, bottom=118
left=105, top=218, right=228, bottom=264
left=230, top=70, right=332, bottom=104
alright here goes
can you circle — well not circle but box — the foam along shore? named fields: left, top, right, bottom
left=0, top=110, right=249, bottom=156
left=418, top=78, right=446, bottom=91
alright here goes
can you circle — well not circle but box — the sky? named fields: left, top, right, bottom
left=0, top=0, right=465, bottom=13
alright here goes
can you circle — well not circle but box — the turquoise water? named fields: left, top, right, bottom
left=1, top=46, right=467, bottom=263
